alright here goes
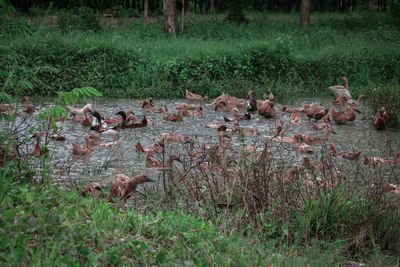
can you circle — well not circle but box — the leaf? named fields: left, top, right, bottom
left=0, top=236, right=11, bottom=249
left=25, top=192, right=34, bottom=203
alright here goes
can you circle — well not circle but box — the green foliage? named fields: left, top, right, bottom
left=57, top=7, right=102, bottom=33
left=367, top=84, right=400, bottom=127
left=0, top=0, right=15, bottom=17
left=391, top=0, right=400, bottom=26
left=56, top=86, right=102, bottom=106
left=292, top=186, right=399, bottom=255
left=1, top=12, right=399, bottom=102
left=0, top=0, right=31, bottom=37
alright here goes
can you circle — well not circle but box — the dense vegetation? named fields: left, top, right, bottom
left=1, top=4, right=400, bottom=265
left=2, top=9, right=400, bottom=124
left=1, top=109, right=400, bottom=265
left=1, top=12, right=399, bottom=97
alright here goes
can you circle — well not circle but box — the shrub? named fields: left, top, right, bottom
left=57, top=7, right=101, bottom=33
left=391, top=0, right=400, bottom=27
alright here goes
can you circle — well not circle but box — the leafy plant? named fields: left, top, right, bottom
left=57, top=7, right=102, bottom=33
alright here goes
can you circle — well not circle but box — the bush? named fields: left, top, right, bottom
left=57, top=7, right=101, bottom=33
left=391, top=0, right=400, bottom=27
left=367, top=84, right=400, bottom=127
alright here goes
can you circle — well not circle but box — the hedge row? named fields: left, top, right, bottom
left=2, top=42, right=400, bottom=99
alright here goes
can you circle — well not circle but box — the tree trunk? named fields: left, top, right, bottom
left=210, top=0, right=214, bottom=13
left=224, top=1, right=248, bottom=24
left=186, top=0, right=191, bottom=14
left=144, top=0, right=149, bottom=19
left=163, top=0, right=179, bottom=34
left=181, top=0, right=185, bottom=32
left=299, top=0, right=311, bottom=28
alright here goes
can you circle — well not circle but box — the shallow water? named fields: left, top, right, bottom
left=4, top=96, right=400, bottom=187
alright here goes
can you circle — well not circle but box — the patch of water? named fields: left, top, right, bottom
left=3, top=96, right=400, bottom=187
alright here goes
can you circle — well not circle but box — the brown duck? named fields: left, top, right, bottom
left=80, top=174, right=155, bottom=202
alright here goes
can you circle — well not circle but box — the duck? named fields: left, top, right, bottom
left=311, top=113, right=332, bottom=130
left=329, top=76, right=352, bottom=101
left=293, top=142, right=315, bottom=153
left=234, top=122, right=258, bottom=136
left=363, top=150, right=400, bottom=166
left=214, top=99, right=239, bottom=113
left=329, top=143, right=361, bottom=160
left=333, top=94, right=365, bottom=108
left=71, top=106, right=92, bottom=126
left=138, top=97, right=153, bottom=106
left=384, top=181, right=400, bottom=195
left=32, top=132, right=49, bottom=157
left=141, top=98, right=163, bottom=113
left=374, top=107, right=390, bottom=130
left=182, top=107, right=192, bottom=116
left=88, top=133, right=99, bottom=147
left=115, top=111, right=148, bottom=129
left=193, top=104, right=203, bottom=116
left=159, top=133, right=183, bottom=143
left=290, top=112, right=302, bottom=126
left=89, top=110, right=107, bottom=132
left=363, top=156, right=395, bottom=166
left=67, top=104, right=92, bottom=116
left=128, top=116, right=148, bottom=128
left=255, top=143, right=272, bottom=163
left=348, top=94, right=366, bottom=107
left=205, top=123, right=227, bottom=129
left=89, top=111, right=119, bottom=135
left=267, top=89, right=274, bottom=102
left=241, top=127, right=259, bottom=136
left=282, top=105, right=305, bottom=113
left=49, top=130, right=66, bottom=141
left=174, top=103, right=200, bottom=110
left=96, top=139, right=122, bottom=148
left=331, top=108, right=357, bottom=125
left=186, top=89, right=206, bottom=101
left=282, top=105, right=302, bottom=126
left=304, top=104, right=329, bottom=122
left=162, top=106, right=183, bottom=122
left=183, top=138, right=205, bottom=159
left=218, top=131, right=232, bottom=150
left=246, top=90, right=257, bottom=111
left=303, top=128, right=335, bottom=145
left=223, top=113, right=251, bottom=122
left=105, top=109, right=133, bottom=124
left=141, top=97, right=155, bottom=108
left=80, top=173, right=155, bottom=202
left=72, top=135, right=94, bottom=155
left=274, top=120, right=286, bottom=137
left=146, top=154, right=181, bottom=170
left=0, top=103, right=13, bottom=114
left=23, top=96, right=35, bottom=114
left=264, top=133, right=303, bottom=144
left=136, top=141, right=164, bottom=157
left=258, top=100, right=278, bottom=118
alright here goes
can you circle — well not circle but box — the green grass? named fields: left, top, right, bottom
left=1, top=11, right=399, bottom=101
left=0, top=161, right=398, bottom=266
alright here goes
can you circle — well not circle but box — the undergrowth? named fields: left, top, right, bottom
left=1, top=12, right=399, bottom=103
left=0, top=87, right=399, bottom=265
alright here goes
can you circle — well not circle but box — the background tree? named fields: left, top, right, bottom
left=224, top=0, right=248, bottom=24
left=299, top=0, right=311, bottom=28
left=144, top=0, right=149, bottom=20
left=163, top=0, right=179, bottom=34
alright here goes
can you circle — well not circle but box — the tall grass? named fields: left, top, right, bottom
left=1, top=12, right=399, bottom=100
